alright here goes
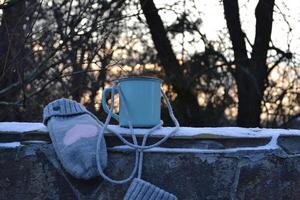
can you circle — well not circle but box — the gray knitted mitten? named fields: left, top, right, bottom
left=124, top=178, right=178, bottom=200
left=43, top=98, right=107, bottom=180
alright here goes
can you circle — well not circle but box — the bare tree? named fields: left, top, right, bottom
left=0, top=0, right=125, bottom=121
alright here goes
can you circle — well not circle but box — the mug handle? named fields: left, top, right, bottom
left=102, top=87, right=120, bottom=121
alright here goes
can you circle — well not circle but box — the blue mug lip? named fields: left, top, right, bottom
left=117, top=76, right=162, bottom=83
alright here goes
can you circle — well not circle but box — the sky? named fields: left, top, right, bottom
left=1, top=0, right=299, bottom=54
left=155, top=0, right=300, bottom=58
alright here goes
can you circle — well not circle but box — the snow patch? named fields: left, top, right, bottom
left=110, top=133, right=279, bottom=154
left=107, top=125, right=300, bottom=138
left=0, top=142, right=21, bottom=148
left=0, top=122, right=47, bottom=132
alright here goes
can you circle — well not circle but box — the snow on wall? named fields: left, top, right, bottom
left=0, top=122, right=299, bottom=152
left=0, top=122, right=300, bottom=138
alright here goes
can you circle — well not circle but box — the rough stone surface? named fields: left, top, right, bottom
left=1, top=141, right=300, bottom=200
left=278, top=136, right=300, bottom=154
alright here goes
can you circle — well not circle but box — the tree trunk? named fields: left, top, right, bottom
left=70, top=48, right=87, bottom=102
left=139, top=0, right=186, bottom=90
left=0, top=0, right=26, bottom=96
left=139, top=0, right=203, bottom=126
left=223, top=0, right=274, bottom=127
left=0, top=0, right=28, bottom=121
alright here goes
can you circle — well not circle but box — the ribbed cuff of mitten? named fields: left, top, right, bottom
left=43, top=98, right=88, bottom=125
left=124, top=178, right=177, bottom=200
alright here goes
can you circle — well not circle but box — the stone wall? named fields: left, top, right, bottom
left=1, top=125, right=300, bottom=200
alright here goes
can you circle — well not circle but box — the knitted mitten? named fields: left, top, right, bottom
left=124, top=178, right=177, bottom=200
left=43, top=98, right=107, bottom=180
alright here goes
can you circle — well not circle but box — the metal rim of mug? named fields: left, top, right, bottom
left=117, top=76, right=162, bottom=83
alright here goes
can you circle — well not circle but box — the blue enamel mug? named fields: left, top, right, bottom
left=102, top=77, right=161, bottom=127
